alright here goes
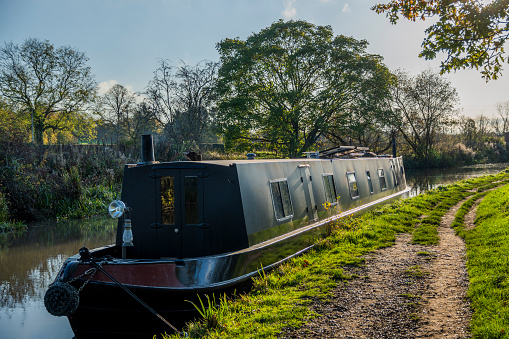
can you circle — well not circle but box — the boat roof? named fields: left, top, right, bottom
left=132, top=156, right=395, bottom=169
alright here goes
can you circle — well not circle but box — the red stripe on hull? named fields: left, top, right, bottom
left=72, top=262, right=184, bottom=287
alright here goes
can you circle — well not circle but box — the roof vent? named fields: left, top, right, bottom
left=247, top=153, right=256, bottom=160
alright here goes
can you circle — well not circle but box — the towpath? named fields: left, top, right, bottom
left=279, top=194, right=487, bottom=339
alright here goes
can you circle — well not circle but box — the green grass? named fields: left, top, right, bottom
left=399, top=293, right=422, bottom=299
left=411, top=185, right=472, bottom=245
left=454, top=183, right=509, bottom=338
left=162, top=171, right=509, bottom=339
left=405, top=265, right=429, bottom=277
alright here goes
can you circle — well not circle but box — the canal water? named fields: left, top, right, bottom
left=0, top=162, right=507, bottom=339
left=405, top=162, right=509, bottom=197
left=0, top=217, right=116, bottom=339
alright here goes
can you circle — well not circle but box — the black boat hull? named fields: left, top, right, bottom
left=60, top=188, right=409, bottom=338
left=46, top=152, right=410, bottom=337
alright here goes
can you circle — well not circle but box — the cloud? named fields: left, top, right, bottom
left=98, top=80, right=119, bottom=95
left=342, top=3, right=350, bottom=12
left=282, top=0, right=297, bottom=19
left=97, top=80, right=135, bottom=95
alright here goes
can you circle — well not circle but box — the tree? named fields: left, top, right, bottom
left=100, top=84, right=137, bottom=142
left=497, top=100, right=509, bottom=134
left=475, top=113, right=491, bottom=138
left=0, top=38, right=97, bottom=144
left=129, top=102, right=160, bottom=143
left=216, top=20, right=394, bottom=158
left=389, top=69, right=460, bottom=159
left=168, top=61, right=219, bottom=145
left=145, top=60, right=219, bottom=146
left=0, top=99, right=29, bottom=146
left=145, top=59, right=176, bottom=127
left=372, top=0, right=509, bottom=80
left=325, top=75, right=397, bottom=153
left=458, top=116, right=477, bottom=144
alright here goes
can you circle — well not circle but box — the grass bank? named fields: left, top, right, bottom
left=162, top=169, right=509, bottom=339
left=452, top=183, right=509, bottom=338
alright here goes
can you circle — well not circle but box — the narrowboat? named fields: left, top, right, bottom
left=45, top=135, right=409, bottom=338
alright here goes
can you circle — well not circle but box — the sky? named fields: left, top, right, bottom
left=0, top=0, right=508, bottom=118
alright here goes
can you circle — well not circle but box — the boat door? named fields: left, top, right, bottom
left=153, top=167, right=205, bottom=259
left=299, top=165, right=318, bottom=222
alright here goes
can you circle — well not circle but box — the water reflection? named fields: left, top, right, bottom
left=406, top=163, right=509, bottom=197
left=0, top=217, right=116, bottom=339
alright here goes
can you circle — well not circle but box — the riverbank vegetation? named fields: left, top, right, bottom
left=450, top=183, right=509, bottom=337
left=0, top=105, right=133, bottom=226
left=1, top=21, right=508, bottom=226
left=159, top=170, right=509, bottom=339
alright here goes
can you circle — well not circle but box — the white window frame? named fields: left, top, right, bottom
left=366, top=170, right=374, bottom=194
left=269, top=178, right=294, bottom=222
left=346, top=172, right=360, bottom=199
left=378, top=168, right=387, bottom=191
left=322, top=173, right=338, bottom=205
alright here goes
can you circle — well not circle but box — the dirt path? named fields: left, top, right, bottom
left=279, top=198, right=475, bottom=339
left=464, top=199, right=482, bottom=231
left=414, top=200, right=471, bottom=338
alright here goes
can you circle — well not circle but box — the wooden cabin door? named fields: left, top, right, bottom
left=154, top=167, right=205, bottom=259
left=299, top=166, right=318, bottom=222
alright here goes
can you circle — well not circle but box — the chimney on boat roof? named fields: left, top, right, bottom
left=140, top=134, right=156, bottom=164
left=392, top=137, right=397, bottom=158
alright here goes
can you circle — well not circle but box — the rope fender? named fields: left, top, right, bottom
left=44, top=282, right=79, bottom=317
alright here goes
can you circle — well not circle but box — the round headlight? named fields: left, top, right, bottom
left=108, top=200, right=126, bottom=218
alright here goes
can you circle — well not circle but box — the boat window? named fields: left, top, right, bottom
left=378, top=168, right=387, bottom=191
left=270, top=179, right=294, bottom=221
left=366, top=171, right=374, bottom=194
left=184, top=176, right=199, bottom=224
left=322, top=174, right=337, bottom=204
left=161, top=176, right=175, bottom=225
left=346, top=172, right=359, bottom=199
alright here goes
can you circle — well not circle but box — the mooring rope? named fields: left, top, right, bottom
left=79, top=247, right=181, bottom=334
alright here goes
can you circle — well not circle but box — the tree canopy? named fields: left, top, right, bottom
left=100, top=84, right=138, bottom=142
left=372, top=0, right=509, bottom=80
left=0, top=38, right=97, bottom=144
left=145, top=60, right=219, bottom=147
left=389, top=69, right=459, bottom=159
left=215, top=20, right=394, bottom=158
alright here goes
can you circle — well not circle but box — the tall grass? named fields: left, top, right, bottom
left=0, top=144, right=136, bottom=221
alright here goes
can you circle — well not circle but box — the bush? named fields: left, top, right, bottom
left=403, top=142, right=508, bottom=169
left=0, top=144, right=136, bottom=221
left=0, top=191, right=8, bottom=222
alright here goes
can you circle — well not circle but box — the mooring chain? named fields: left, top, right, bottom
left=66, top=267, right=97, bottom=294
